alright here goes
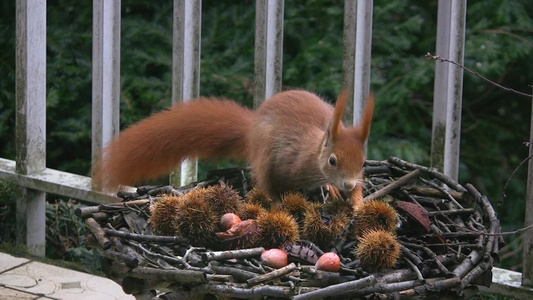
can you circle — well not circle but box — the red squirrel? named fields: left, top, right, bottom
left=92, top=89, right=374, bottom=209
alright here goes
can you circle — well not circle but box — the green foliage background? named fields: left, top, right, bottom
left=1, top=0, right=532, bottom=270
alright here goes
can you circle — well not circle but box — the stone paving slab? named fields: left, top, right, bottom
left=0, top=253, right=29, bottom=273
left=0, top=286, right=41, bottom=299
left=0, top=252, right=134, bottom=300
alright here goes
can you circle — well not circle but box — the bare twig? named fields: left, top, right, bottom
left=127, top=266, right=207, bottom=284
left=104, top=227, right=189, bottom=244
left=478, top=28, right=533, bottom=48
left=85, top=218, right=111, bottom=249
left=499, top=152, right=533, bottom=207
left=202, top=247, right=265, bottom=262
left=246, top=263, right=298, bottom=286
left=425, top=52, right=533, bottom=98
left=364, top=169, right=421, bottom=202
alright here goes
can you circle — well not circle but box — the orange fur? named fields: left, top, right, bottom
left=93, top=90, right=375, bottom=206
left=93, top=98, right=254, bottom=189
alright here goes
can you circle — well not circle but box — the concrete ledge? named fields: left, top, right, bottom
left=0, top=252, right=134, bottom=300
left=479, top=267, right=533, bottom=300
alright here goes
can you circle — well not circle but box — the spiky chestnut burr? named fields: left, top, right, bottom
left=149, top=196, right=183, bottom=236
left=174, top=188, right=218, bottom=247
left=280, top=192, right=309, bottom=222
left=245, top=188, right=274, bottom=209
left=354, top=229, right=400, bottom=272
left=352, top=200, right=398, bottom=237
left=255, top=210, right=300, bottom=249
left=204, top=183, right=243, bottom=217
left=240, top=203, right=266, bottom=220
left=323, top=197, right=354, bottom=217
left=302, top=202, right=350, bottom=250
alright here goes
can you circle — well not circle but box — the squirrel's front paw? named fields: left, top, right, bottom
left=350, top=185, right=363, bottom=210
left=325, top=184, right=344, bottom=200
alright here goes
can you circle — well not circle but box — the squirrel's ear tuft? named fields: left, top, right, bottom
left=356, top=92, right=374, bottom=142
left=326, top=89, right=349, bottom=141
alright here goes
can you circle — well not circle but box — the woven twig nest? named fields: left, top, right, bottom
left=79, top=157, right=500, bottom=299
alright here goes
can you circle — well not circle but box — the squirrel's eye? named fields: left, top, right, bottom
left=328, top=155, right=337, bottom=167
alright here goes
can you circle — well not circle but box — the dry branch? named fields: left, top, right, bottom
left=127, top=266, right=207, bottom=284
left=104, top=228, right=189, bottom=244
left=364, top=169, right=421, bottom=201
left=202, top=247, right=265, bottom=262
left=85, top=217, right=111, bottom=249
left=425, top=52, right=533, bottom=98
left=246, top=262, right=298, bottom=286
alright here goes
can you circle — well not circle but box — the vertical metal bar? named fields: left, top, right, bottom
left=342, top=0, right=357, bottom=124
left=15, top=0, right=47, bottom=257
left=171, top=0, right=202, bottom=186
left=431, top=0, right=466, bottom=181
left=253, top=0, right=284, bottom=107
left=352, top=0, right=373, bottom=128
left=430, top=0, right=452, bottom=172
left=443, top=0, right=467, bottom=181
left=91, top=0, right=121, bottom=173
left=523, top=94, right=533, bottom=287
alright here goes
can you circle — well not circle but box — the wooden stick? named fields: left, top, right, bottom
left=101, top=199, right=151, bottom=207
left=387, top=156, right=467, bottom=193
left=85, top=234, right=100, bottom=250
left=206, top=274, right=233, bottom=283
left=408, top=186, right=463, bottom=201
left=108, top=235, right=145, bottom=265
left=299, top=268, right=356, bottom=287
left=85, top=217, right=111, bottom=249
left=202, top=247, right=265, bottom=262
left=210, top=265, right=259, bottom=282
left=121, top=276, right=175, bottom=296
left=342, top=279, right=422, bottom=298
left=460, top=256, right=493, bottom=289
left=420, top=177, right=464, bottom=209
left=101, top=249, right=139, bottom=268
left=364, top=169, right=421, bottom=202
left=293, top=274, right=379, bottom=300
left=246, top=263, right=297, bottom=286
left=176, top=283, right=318, bottom=299
left=127, top=266, right=207, bottom=284
left=426, top=208, right=474, bottom=216
left=75, top=206, right=100, bottom=218
left=104, top=228, right=189, bottom=244
left=90, top=211, right=110, bottom=221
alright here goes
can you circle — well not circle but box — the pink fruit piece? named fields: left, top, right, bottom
left=315, top=252, right=340, bottom=272
left=220, top=213, right=242, bottom=231
left=261, top=248, right=288, bottom=269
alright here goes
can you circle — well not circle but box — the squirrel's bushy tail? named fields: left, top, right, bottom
left=92, top=98, right=255, bottom=190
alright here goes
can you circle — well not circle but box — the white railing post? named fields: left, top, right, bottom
left=351, top=0, right=373, bottom=129
left=15, top=0, right=47, bottom=257
left=524, top=94, right=533, bottom=287
left=342, top=0, right=373, bottom=154
left=170, top=0, right=202, bottom=186
left=431, top=0, right=467, bottom=180
left=342, top=0, right=356, bottom=124
left=91, top=0, right=121, bottom=173
left=430, top=0, right=450, bottom=172
left=253, top=0, right=284, bottom=107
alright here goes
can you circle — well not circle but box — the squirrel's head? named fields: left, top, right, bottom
left=319, top=90, right=374, bottom=192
